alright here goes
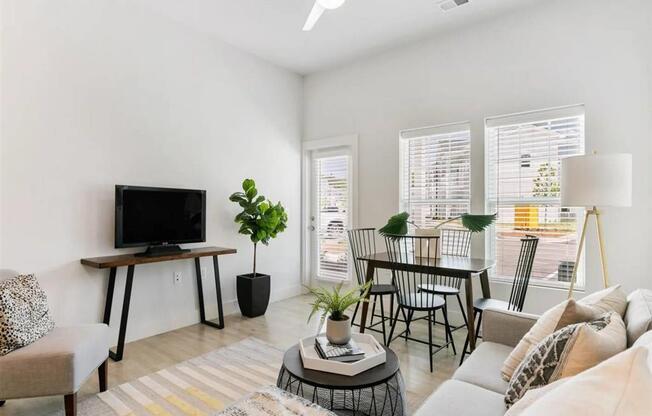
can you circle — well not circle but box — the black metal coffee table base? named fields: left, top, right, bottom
left=276, top=342, right=406, bottom=416
left=277, top=367, right=405, bottom=416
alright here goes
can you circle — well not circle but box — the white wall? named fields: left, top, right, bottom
left=0, top=0, right=303, bottom=342
left=304, top=0, right=652, bottom=316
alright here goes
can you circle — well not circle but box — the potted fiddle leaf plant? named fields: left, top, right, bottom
left=229, top=179, right=288, bottom=317
left=307, top=281, right=372, bottom=345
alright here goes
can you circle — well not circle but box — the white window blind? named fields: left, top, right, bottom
left=316, top=154, right=350, bottom=281
left=486, top=106, right=585, bottom=287
left=400, top=124, right=471, bottom=229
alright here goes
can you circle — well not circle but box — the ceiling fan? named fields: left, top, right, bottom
left=302, top=0, right=347, bottom=31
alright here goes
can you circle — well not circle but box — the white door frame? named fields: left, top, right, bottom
left=301, top=135, right=359, bottom=286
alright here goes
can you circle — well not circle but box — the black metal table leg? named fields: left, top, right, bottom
left=195, top=258, right=207, bottom=323
left=103, top=267, right=117, bottom=325
left=109, top=265, right=135, bottom=362
left=198, top=255, right=225, bottom=329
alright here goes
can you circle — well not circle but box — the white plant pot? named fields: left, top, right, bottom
left=326, top=316, right=352, bottom=345
left=414, top=228, right=441, bottom=259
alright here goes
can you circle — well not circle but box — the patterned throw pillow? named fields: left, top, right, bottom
left=501, top=285, right=628, bottom=381
left=505, top=312, right=626, bottom=407
left=0, top=274, right=55, bottom=356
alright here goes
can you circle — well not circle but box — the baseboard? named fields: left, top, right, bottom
left=222, top=283, right=305, bottom=317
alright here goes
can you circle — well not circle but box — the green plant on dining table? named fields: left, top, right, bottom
left=379, top=211, right=497, bottom=236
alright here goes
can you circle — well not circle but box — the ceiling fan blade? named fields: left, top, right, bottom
left=302, top=2, right=325, bottom=31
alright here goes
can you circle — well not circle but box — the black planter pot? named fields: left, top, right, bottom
left=236, top=273, right=271, bottom=318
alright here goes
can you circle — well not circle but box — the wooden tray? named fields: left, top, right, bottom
left=298, top=333, right=386, bottom=376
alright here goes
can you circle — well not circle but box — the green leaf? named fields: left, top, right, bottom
left=242, top=178, right=255, bottom=192
left=460, top=213, right=497, bottom=233
left=259, top=201, right=270, bottom=214
left=245, top=186, right=258, bottom=200
left=379, top=212, right=410, bottom=236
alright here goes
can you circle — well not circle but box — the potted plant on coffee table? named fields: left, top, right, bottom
left=229, top=179, right=288, bottom=317
left=307, top=281, right=371, bottom=345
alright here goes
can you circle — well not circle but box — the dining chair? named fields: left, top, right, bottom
left=348, top=228, right=398, bottom=345
left=459, top=235, right=539, bottom=364
left=419, top=228, right=472, bottom=352
left=384, top=234, right=455, bottom=372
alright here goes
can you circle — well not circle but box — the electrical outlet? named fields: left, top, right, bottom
left=174, top=271, right=182, bottom=285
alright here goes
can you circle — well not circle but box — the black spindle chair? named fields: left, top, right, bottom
left=384, top=234, right=455, bottom=373
left=419, top=229, right=472, bottom=352
left=348, top=228, right=398, bottom=345
left=459, top=235, right=539, bottom=364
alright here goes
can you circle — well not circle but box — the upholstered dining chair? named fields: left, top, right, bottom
left=0, top=269, right=111, bottom=416
left=459, top=235, right=539, bottom=364
left=384, top=234, right=455, bottom=372
left=348, top=228, right=399, bottom=345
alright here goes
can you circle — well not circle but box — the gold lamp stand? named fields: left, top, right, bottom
left=567, top=206, right=609, bottom=298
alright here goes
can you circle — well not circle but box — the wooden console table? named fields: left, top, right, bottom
left=81, top=246, right=236, bottom=362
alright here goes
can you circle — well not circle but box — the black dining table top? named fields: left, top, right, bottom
left=358, top=253, right=495, bottom=274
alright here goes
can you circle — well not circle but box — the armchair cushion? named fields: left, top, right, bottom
left=0, top=324, right=110, bottom=399
left=0, top=274, right=55, bottom=356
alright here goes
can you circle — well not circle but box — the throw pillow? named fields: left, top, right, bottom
left=501, top=285, right=627, bottom=381
left=505, top=312, right=626, bottom=407
left=624, top=289, right=652, bottom=346
left=0, top=274, right=55, bottom=356
left=505, top=334, right=652, bottom=416
left=578, top=285, right=627, bottom=316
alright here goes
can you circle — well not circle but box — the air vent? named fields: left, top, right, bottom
left=438, top=0, right=469, bottom=12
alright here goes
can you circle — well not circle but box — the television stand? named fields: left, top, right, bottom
left=81, top=246, right=236, bottom=362
left=135, top=244, right=190, bottom=257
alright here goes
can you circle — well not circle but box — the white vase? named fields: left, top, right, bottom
left=326, top=315, right=352, bottom=345
left=414, top=228, right=441, bottom=259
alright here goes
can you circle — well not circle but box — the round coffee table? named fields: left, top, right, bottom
left=276, top=342, right=406, bottom=416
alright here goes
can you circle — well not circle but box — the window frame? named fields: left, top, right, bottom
left=399, top=121, right=472, bottom=230
left=484, top=105, right=586, bottom=290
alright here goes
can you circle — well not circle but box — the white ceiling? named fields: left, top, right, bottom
left=134, top=0, right=545, bottom=75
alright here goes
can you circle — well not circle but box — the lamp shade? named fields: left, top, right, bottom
left=561, top=153, right=632, bottom=207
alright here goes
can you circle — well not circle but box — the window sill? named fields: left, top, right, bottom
left=488, top=276, right=585, bottom=294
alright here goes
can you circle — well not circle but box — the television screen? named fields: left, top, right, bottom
left=115, top=185, right=206, bottom=248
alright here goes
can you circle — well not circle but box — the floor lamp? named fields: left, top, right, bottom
left=561, top=153, right=632, bottom=298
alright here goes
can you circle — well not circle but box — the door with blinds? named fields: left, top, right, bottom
left=309, top=148, right=353, bottom=282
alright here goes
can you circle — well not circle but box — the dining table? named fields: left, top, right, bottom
left=356, top=253, right=495, bottom=353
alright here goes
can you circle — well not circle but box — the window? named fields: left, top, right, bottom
left=400, top=123, right=471, bottom=230
left=486, top=105, right=585, bottom=288
left=314, top=152, right=351, bottom=281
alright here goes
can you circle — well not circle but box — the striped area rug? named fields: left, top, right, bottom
left=53, top=338, right=285, bottom=416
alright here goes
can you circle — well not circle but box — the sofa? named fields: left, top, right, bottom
left=415, top=291, right=651, bottom=416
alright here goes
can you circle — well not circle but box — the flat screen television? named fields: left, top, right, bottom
left=115, top=185, right=206, bottom=256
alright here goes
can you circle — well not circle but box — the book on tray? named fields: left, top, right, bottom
left=314, top=337, right=365, bottom=363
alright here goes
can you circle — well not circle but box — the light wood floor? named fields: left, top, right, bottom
left=0, top=294, right=468, bottom=415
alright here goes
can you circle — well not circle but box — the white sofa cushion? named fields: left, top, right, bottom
left=415, top=380, right=506, bottom=416
left=505, top=331, right=652, bottom=415
left=454, top=342, right=512, bottom=394
left=624, top=289, right=652, bottom=346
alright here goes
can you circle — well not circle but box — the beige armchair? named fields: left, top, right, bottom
left=0, top=270, right=111, bottom=416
